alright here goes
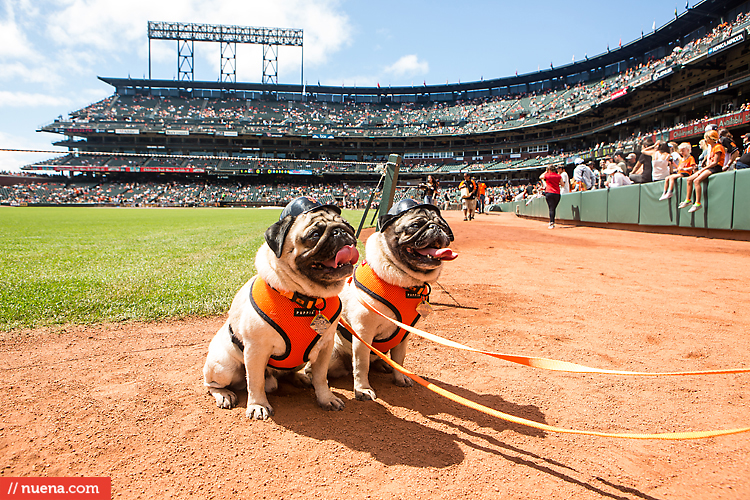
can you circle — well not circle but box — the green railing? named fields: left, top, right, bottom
left=493, top=169, right=750, bottom=231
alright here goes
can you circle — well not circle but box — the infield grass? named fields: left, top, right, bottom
left=0, top=207, right=368, bottom=331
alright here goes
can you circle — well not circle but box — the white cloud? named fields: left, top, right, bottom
left=0, top=91, right=72, bottom=108
left=41, top=0, right=350, bottom=76
left=0, top=130, right=67, bottom=173
left=0, top=0, right=357, bottom=169
left=0, top=16, right=37, bottom=60
left=385, top=54, right=429, bottom=77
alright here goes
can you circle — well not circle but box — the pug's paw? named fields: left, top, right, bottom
left=393, top=373, right=414, bottom=388
left=354, top=387, right=377, bottom=401
left=209, top=388, right=238, bottom=409
left=293, top=370, right=313, bottom=387
left=318, top=393, right=346, bottom=411
left=246, top=404, right=274, bottom=420
left=371, top=358, right=393, bottom=373
left=264, top=374, right=279, bottom=393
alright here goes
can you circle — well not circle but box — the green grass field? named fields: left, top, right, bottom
left=0, top=207, right=369, bottom=331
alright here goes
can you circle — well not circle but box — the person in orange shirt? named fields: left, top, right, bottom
left=659, top=142, right=696, bottom=201
left=477, top=181, right=487, bottom=214
left=678, top=130, right=725, bottom=213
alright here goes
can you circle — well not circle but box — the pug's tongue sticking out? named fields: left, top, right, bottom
left=321, top=245, right=360, bottom=268
left=415, top=247, right=458, bottom=261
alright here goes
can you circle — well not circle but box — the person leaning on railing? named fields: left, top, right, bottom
left=678, top=130, right=726, bottom=214
left=659, top=142, right=696, bottom=201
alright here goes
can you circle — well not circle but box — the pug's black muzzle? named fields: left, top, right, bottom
left=299, top=222, right=358, bottom=285
left=397, top=220, right=453, bottom=271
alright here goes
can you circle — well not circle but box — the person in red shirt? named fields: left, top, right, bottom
left=540, top=165, right=563, bottom=229
left=678, top=130, right=725, bottom=213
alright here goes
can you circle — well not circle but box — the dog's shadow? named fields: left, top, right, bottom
left=244, top=370, right=549, bottom=468
left=232, top=374, right=662, bottom=500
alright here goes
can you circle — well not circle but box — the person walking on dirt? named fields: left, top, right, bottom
left=540, top=165, right=563, bottom=229
left=477, top=180, right=487, bottom=214
left=458, top=173, right=478, bottom=221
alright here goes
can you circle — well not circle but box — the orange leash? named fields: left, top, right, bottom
left=349, top=291, right=750, bottom=439
left=355, top=293, right=750, bottom=377
left=349, top=327, right=750, bottom=439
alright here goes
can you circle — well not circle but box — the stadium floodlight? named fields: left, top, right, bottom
left=147, top=21, right=303, bottom=85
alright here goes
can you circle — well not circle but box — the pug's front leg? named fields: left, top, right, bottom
left=352, top=337, right=377, bottom=401
left=244, top=348, right=275, bottom=420
left=309, top=334, right=345, bottom=411
left=389, top=339, right=414, bottom=387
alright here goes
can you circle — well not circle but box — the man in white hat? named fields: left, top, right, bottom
left=603, top=163, right=632, bottom=188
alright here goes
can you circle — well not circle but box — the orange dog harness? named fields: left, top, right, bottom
left=338, top=262, right=430, bottom=353
left=230, top=277, right=342, bottom=370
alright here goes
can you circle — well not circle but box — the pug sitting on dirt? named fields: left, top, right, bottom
left=203, top=196, right=359, bottom=420
left=332, top=199, right=457, bottom=401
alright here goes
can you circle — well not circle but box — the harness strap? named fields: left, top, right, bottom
left=229, top=323, right=244, bottom=351
left=347, top=262, right=429, bottom=351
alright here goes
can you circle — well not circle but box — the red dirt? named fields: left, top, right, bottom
left=2, top=212, right=749, bottom=499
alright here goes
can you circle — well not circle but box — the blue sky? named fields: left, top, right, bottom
left=0, top=0, right=689, bottom=172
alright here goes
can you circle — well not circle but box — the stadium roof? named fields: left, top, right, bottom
left=100, top=0, right=744, bottom=96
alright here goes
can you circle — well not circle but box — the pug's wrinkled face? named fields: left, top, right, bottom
left=266, top=208, right=359, bottom=286
left=383, top=207, right=455, bottom=273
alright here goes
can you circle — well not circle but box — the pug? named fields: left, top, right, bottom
left=203, top=196, right=359, bottom=420
left=331, top=199, right=457, bottom=401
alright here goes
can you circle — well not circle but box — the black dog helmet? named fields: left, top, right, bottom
left=279, top=196, right=340, bottom=220
left=265, top=196, right=342, bottom=258
left=377, top=198, right=446, bottom=234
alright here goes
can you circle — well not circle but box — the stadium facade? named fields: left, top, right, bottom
left=26, top=0, right=750, bottom=187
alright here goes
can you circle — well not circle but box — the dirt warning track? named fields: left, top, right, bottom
left=1, top=212, right=749, bottom=499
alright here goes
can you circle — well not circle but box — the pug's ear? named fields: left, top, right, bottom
left=342, top=219, right=356, bottom=234
left=439, top=218, right=455, bottom=242
left=265, top=216, right=295, bottom=258
left=377, top=215, right=393, bottom=232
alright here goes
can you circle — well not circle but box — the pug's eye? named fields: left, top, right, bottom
left=309, top=230, right=321, bottom=241
left=409, top=222, right=421, bottom=230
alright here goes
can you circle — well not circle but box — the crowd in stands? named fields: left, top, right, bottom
left=4, top=121, right=748, bottom=212
left=0, top=176, right=521, bottom=209
left=0, top=180, right=391, bottom=208
left=58, top=12, right=750, bottom=140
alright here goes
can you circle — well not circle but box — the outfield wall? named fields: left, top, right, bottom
left=493, top=169, right=750, bottom=231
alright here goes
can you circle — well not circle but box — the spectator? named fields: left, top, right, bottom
left=640, top=141, right=673, bottom=182
left=419, top=175, right=439, bottom=205
left=572, top=158, right=594, bottom=191
left=591, top=162, right=602, bottom=189
left=668, top=142, right=681, bottom=166
left=613, top=151, right=628, bottom=175
left=625, top=153, right=638, bottom=175
left=556, top=165, right=570, bottom=194
left=540, top=165, right=562, bottom=229
left=659, top=142, right=696, bottom=200
left=735, top=133, right=750, bottom=170
left=696, top=138, right=710, bottom=169
left=458, top=173, right=478, bottom=221
left=629, top=137, right=655, bottom=184
left=718, top=128, right=739, bottom=170
left=603, top=163, right=632, bottom=188
left=678, top=130, right=725, bottom=213
left=477, top=180, right=487, bottom=214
